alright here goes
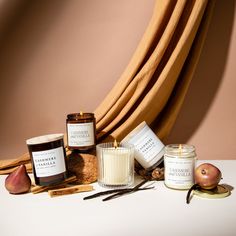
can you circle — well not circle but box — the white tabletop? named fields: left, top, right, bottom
left=1, top=160, right=235, bottom=236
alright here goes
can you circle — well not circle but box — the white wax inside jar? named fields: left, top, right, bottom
left=102, top=147, right=131, bottom=185
left=165, top=145, right=195, bottom=158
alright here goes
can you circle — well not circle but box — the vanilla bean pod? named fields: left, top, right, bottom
left=102, top=179, right=148, bottom=201
left=84, top=186, right=154, bottom=200
left=84, top=179, right=152, bottom=201
left=102, top=187, right=153, bottom=201
left=84, top=188, right=132, bottom=200
left=186, top=184, right=200, bottom=204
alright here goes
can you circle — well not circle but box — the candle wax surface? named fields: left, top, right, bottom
left=101, top=147, right=132, bottom=185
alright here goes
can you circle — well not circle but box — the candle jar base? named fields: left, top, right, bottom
left=98, top=181, right=133, bottom=189
left=164, top=183, right=193, bottom=190
left=35, top=172, right=67, bottom=186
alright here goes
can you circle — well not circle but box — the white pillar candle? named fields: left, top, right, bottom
left=97, top=142, right=134, bottom=188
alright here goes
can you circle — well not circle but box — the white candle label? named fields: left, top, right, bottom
left=164, top=156, right=195, bottom=189
left=32, top=147, right=66, bottom=177
left=128, top=126, right=164, bottom=168
left=67, top=122, right=94, bottom=147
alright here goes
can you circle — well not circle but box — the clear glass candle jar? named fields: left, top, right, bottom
left=26, top=134, right=68, bottom=186
left=164, top=144, right=196, bottom=190
left=66, top=112, right=96, bottom=152
left=97, top=142, right=134, bottom=188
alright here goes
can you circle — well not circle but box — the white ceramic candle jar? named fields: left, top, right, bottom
left=97, top=142, right=134, bottom=188
left=121, top=121, right=164, bottom=170
left=164, top=144, right=196, bottom=190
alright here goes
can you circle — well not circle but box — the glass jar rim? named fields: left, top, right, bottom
left=26, top=133, right=64, bottom=145
left=67, top=112, right=94, bottom=120
left=96, top=142, right=134, bottom=149
left=165, top=144, right=195, bottom=155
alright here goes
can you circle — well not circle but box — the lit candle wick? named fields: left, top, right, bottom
left=179, top=144, right=182, bottom=156
left=114, top=139, right=118, bottom=149
left=80, top=111, right=83, bottom=116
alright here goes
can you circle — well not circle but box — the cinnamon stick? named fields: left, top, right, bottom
left=48, top=184, right=93, bottom=197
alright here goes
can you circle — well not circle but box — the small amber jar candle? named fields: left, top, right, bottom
left=26, top=134, right=68, bottom=186
left=66, top=112, right=96, bottom=151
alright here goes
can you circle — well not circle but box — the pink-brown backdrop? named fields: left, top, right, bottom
left=0, top=0, right=235, bottom=160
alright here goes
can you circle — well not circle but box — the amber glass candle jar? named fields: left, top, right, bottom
left=26, top=134, right=68, bottom=186
left=66, top=112, right=96, bottom=151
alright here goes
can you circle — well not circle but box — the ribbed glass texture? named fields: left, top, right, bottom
left=97, top=142, right=134, bottom=188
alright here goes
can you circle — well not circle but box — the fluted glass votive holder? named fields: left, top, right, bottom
left=97, top=142, right=134, bottom=188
